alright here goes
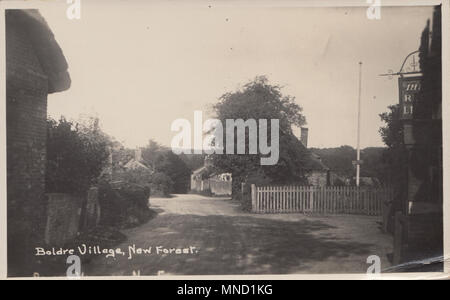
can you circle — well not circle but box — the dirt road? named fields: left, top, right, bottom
left=84, top=194, right=393, bottom=276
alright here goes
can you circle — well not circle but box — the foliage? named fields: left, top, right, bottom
left=141, top=139, right=168, bottom=168
left=380, top=104, right=407, bottom=198
left=113, top=167, right=153, bottom=189
left=149, top=172, right=174, bottom=197
left=46, top=116, right=110, bottom=196
left=379, top=105, right=403, bottom=150
left=310, top=146, right=355, bottom=178
left=311, top=146, right=390, bottom=185
left=361, top=147, right=390, bottom=180
left=378, top=98, right=411, bottom=210
left=141, top=139, right=191, bottom=194
left=416, top=7, right=441, bottom=122
left=109, top=139, right=191, bottom=195
left=153, top=151, right=191, bottom=193
left=214, top=76, right=306, bottom=130
left=378, top=6, right=442, bottom=207
left=211, top=76, right=308, bottom=196
left=97, top=180, right=153, bottom=229
left=412, top=6, right=442, bottom=204
left=178, top=153, right=207, bottom=172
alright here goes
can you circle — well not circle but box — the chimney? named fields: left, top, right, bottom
left=300, top=127, right=309, bottom=148
left=135, top=147, right=142, bottom=162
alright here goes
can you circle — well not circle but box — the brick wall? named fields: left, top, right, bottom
left=6, top=12, right=50, bottom=275
left=44, top=194, right=82, bottom=246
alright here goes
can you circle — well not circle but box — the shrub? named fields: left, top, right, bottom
left=46, top=117, right=110, bottom=196
left=149, top=172, right=173, bottom=197
left=141, top=141, right=192, bottom=194
left=115, top=181, right=150, bottom=210
left=98, top=180, right=153, bottom=228
left=113, top=167, right=152, bottom=189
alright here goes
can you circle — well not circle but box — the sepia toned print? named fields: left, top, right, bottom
left=3, top=1, right=445, bottom=278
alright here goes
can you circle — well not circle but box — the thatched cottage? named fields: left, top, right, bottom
left=6, top=9, right=71, bottom=276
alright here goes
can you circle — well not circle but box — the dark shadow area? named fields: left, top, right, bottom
left=26, top=208, right=160, bottom=277
left=81, top=213, right=377, bottom=276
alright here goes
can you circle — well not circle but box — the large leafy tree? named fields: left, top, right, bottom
left=211, top=76, right=308, bottom=196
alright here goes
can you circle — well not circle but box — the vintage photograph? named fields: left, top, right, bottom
left=3, top=0, right=444, bottom=278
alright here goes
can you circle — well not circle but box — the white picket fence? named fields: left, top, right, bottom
left=251, top=185, right=393, bottom=216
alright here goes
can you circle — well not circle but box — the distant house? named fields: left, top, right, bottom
left=303, top=151, right=331, bottom=186
left=298, top=128, right=335, bottom=186
left=6, top=10, right=71, bottom=275
left=124, top=147, right=151, bottom=171
left=104, top=145, right=153, bottom=177
left=191, top=128, right=334, bottom=191
left=190, top=156, right=232, bottom=195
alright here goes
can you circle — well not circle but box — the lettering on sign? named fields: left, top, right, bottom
left=399, top=76, right=422, bottom=120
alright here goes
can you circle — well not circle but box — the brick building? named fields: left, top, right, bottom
left=6, top=10, right=71, bottom=276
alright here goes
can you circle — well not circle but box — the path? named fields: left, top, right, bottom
left=84, top=194, right=393, bottom=276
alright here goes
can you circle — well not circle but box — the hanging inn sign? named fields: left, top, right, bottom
left=399, top=76, right=421, bottom=120
left=380, top=50, right=423, bottom=145
left=380, top=50, right=423, bottom=119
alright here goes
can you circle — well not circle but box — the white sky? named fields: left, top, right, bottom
left=40, top=1, right=434, bottom=149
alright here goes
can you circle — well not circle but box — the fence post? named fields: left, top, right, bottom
left=251, top=184, right=257, bottom=213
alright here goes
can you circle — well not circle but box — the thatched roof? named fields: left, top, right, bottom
left=304, top=151, right=330, bottom=172
left=6, top=9, right=71, bottom=93
left=124, top=159, right=150, bottom=171
left=291, top=135, right=330, bottom=172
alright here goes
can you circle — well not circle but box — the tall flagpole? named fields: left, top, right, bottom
left=356, top=62, right=362, bottom=187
